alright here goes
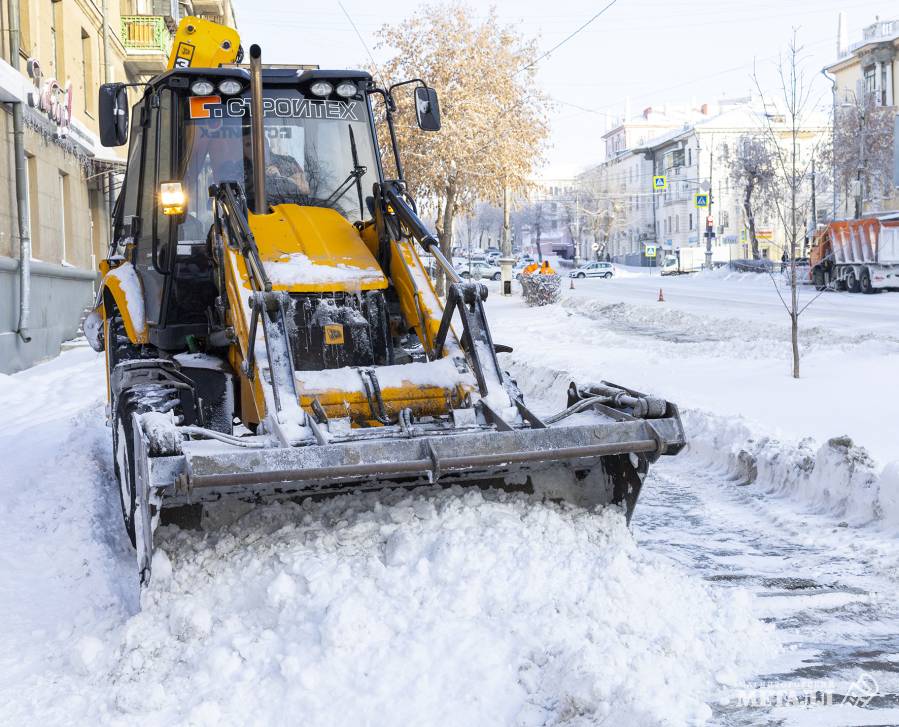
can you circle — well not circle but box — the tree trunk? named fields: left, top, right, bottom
left=436, top=183, right=456, bottom=296
left=789, top=122, right=800, bottom=379
left=744, top=180, right=760, bottom=259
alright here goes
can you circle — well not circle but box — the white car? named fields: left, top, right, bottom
left=569, top=261, right=615, bottom=279
left=457, top=261, right=502, bottom=281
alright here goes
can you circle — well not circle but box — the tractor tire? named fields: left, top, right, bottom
left=860, top=269, right=874, bottom=294
left=846, top=269, right=860, bottom=293
left=113, top=384, right=181, bottom=547
left=113, top=398, right=140, bottom=546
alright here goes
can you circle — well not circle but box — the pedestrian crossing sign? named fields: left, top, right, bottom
left=653, top=175, right=667, bottom=190
left=645, top=244, right=657, bottom=258
left=695, top=193, right=709, bottom=208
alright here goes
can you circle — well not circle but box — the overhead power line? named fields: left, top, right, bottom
left=516, top=0, right=620, bottom=74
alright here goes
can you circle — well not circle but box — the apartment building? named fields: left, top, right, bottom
left=582, top=105, right=706, bottom=262
left=0, top=0, right=236, bottom=373
left=587, top=100, right=827, bottom=265
left=825, top=14, right=899, bottom=218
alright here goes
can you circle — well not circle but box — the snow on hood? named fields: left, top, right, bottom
left=263, top=252, right=385, bottom=288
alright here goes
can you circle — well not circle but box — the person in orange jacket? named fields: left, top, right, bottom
left=523, top=262, right=540, bottom=275
left=539, top=260, right=555, bottom=275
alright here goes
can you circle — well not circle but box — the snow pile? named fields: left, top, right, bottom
left=561, top=296, right=898, bottom=359
left=683, top=410, right=897, bottom=527
left=8, top=489, right=775, bottom=726
left=0, top=346, right=778, bottom=727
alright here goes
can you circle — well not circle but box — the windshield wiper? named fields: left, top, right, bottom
left=322, top=125, right=366, bottom=217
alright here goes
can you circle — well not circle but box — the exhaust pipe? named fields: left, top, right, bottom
left=248, top=44, right=267, bottom=214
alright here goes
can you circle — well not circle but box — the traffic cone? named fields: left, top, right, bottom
left=658, top=288, right=665, bottom=302
left=570, top=276, right=575, bottom=289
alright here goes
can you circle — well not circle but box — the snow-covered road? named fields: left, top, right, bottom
left=1, top=270, right=896, bottom=726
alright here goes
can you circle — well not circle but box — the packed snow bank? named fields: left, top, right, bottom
left=684, top=410, right=898, bottom=527
left=9, top=489, right=776, bottom=726
left=562, top=295, right=899, bottom=359
left=0, top=347, right=137, bottom=708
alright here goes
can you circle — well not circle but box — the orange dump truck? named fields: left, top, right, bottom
left=810, top=213, right=899, bottom=293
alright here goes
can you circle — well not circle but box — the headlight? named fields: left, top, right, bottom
left=190, top=79, right=215, bottom=96
left=217, top=79, right=243, bottom=95
left=160, top=181, right=186, bottom=216
left=335, top=81, right=357, bottom=98
left=309, top=81, right=333, bottom=97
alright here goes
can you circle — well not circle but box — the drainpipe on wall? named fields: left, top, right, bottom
left=7, top=0, right=31, bottom=342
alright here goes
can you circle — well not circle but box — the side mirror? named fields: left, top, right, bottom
left=98, top=83, right=129, bottom=147
left=414, top=86, right=441, bottom=131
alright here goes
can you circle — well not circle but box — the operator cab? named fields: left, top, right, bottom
left=104, top=67, right=384, bottom=349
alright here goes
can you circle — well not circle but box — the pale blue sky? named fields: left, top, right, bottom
left=232, top=0, right=896, bottom=179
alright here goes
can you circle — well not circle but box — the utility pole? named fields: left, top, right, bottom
left=704, top=138, right=714, bottom=268
left=573, top=192, right=581, bottom=266
left=499, top=183, right=513, bottom=296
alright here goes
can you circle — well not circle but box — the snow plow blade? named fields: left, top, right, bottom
left=133, top=389, right=685, bottom=585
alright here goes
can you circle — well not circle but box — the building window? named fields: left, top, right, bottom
left=18, top=0, right=32, bottom=55
left=675, top=215, right=680, bottom=233
left=81, top=29, right=95, bottom=115
left=59, top=171, right=71, bottom=263
left=863, top=66, right=877, bottom=101
left=689, top=212, right=693, bottom=230
left=50, top=0, right=66, bottom=78
left=722, top=211, right=730, bottom=228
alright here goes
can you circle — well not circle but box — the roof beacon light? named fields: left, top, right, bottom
left=335, top=81, right=357, bottom=98
left=310, top=81, right=333, bottom=97
left=190, top=79, right=215, bottom=96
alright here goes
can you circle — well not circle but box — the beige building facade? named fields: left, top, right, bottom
left=825, top=15, right=899, bottom=218
left=0, top=0, right=236, bottom=373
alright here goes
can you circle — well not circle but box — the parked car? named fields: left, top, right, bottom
left=569, top=261, right=615, bottom=279
left=457, top=261, right=502, bottom=281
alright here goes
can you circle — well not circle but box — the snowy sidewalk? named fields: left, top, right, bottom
left=486, top=272, right=899, bottom=527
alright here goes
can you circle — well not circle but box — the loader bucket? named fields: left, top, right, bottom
left=132, top=386, right=685, bottom=584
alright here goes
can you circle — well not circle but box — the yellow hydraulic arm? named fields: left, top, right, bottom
left=167, top=16, right=240, bottom=70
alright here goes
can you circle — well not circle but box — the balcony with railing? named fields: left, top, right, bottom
left=841, top=18, right=899, bottom=57
left=121, top=15, right=173, bottom=78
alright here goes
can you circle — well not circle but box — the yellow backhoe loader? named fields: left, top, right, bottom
left=85, top=17, right=685, bottom=584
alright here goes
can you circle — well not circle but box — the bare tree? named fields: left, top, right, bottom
left=576, top=169, right=629, bottom=261
left=752, top=31, right=828, bottom=379
left=833, top=93, right=896, bottom=216
left=727, top=135, right=777, bottom=259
